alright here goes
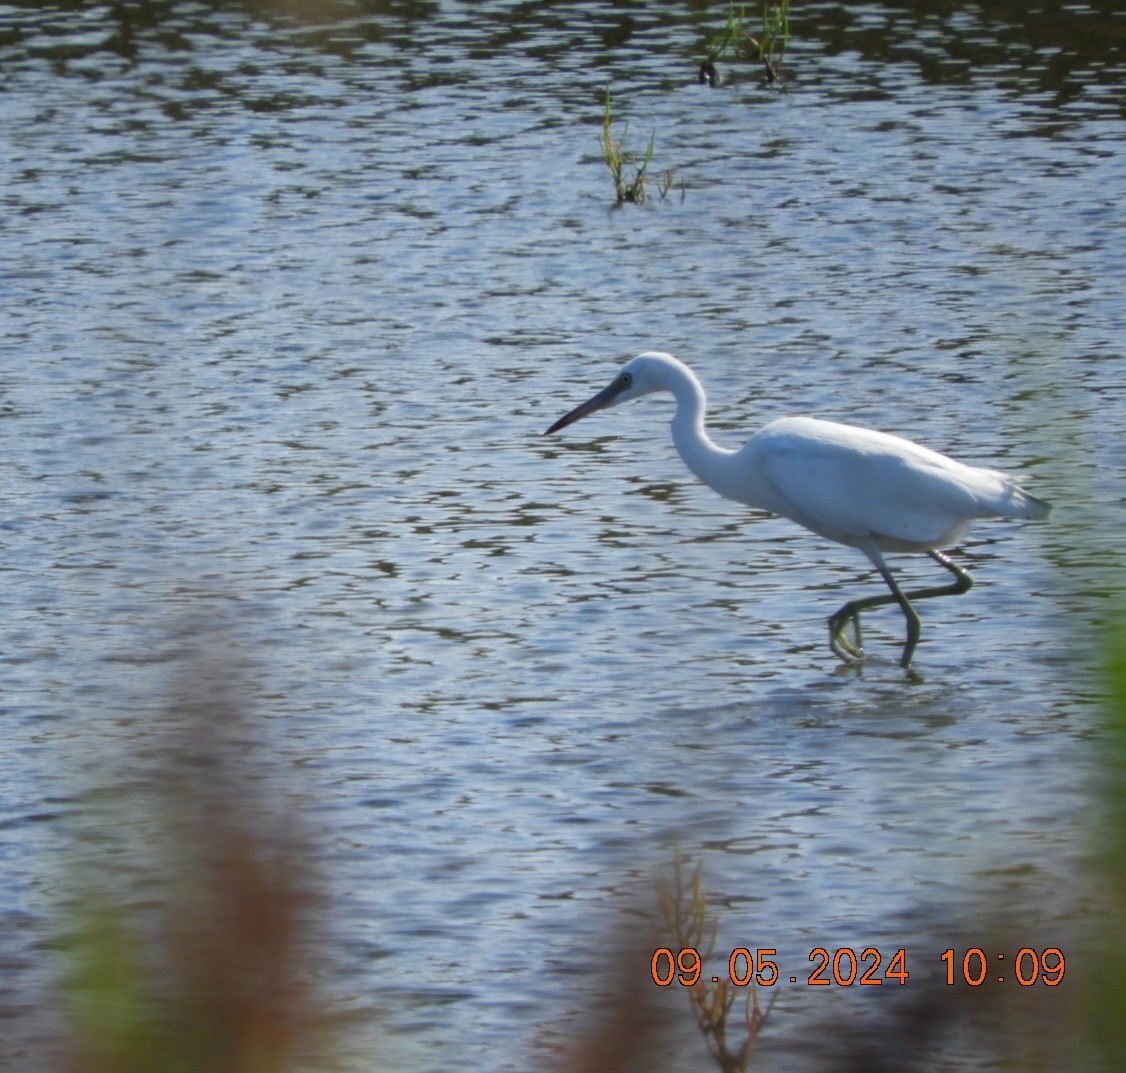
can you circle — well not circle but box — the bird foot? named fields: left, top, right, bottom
left=831, top=639, right=866, bottom=664
left=829, top=612, right=865, bottom=663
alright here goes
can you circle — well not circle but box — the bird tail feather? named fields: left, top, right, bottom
left=1005, top=484, right=1051, bottom=521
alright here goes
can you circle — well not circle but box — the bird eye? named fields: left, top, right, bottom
left=619, top=373, right=632, bottom=388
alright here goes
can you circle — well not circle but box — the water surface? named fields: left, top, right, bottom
left=2, top=1, right=1124, bottom=1069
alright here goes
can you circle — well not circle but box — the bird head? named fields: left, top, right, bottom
left=543, top=353, right=675, bottom=435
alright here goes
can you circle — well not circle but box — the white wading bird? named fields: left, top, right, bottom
left=544, top=352, right=1050, bottom=668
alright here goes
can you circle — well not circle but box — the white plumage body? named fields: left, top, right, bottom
left=724, top=415, right=1046, bottom=554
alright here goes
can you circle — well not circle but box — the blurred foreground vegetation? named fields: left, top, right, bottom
left=18, top=622, right=1119, bottom=1073
left=52, top=641, right=338, bottom=1073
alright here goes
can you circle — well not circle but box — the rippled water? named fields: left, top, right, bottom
left=2, top=1, right=1125, bottom=1070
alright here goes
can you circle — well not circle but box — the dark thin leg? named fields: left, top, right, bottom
left=828, top=550, right=974, bottom=668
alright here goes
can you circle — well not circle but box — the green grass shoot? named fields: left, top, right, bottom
left=599, top=86, right=678, bottom=205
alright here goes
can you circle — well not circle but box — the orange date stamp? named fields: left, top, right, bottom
left=651, top=946, right=1065, bottom=988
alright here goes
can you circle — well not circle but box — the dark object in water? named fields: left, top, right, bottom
left=698, top=60, right=717, bottom=86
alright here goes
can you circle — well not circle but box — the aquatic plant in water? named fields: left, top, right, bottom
left=599, top=86, right=656, bottom=205
left=701, top=0, right=790, bottom=86
left=599, top=87, right=683, bottom=205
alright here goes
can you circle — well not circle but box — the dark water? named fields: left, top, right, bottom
left=2, top=1, right=1124, bottom=1070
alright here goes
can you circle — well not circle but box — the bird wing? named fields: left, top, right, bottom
left=746, top=417, right=1014, bottom=552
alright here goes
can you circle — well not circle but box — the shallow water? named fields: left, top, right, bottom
left=2, top=1, right=1124, bottom=1069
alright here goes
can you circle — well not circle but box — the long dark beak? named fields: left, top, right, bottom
left=543, top=377, right=628, bottom=436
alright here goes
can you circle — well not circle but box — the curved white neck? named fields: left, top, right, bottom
left=666, top=369, right=740, bottom=501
